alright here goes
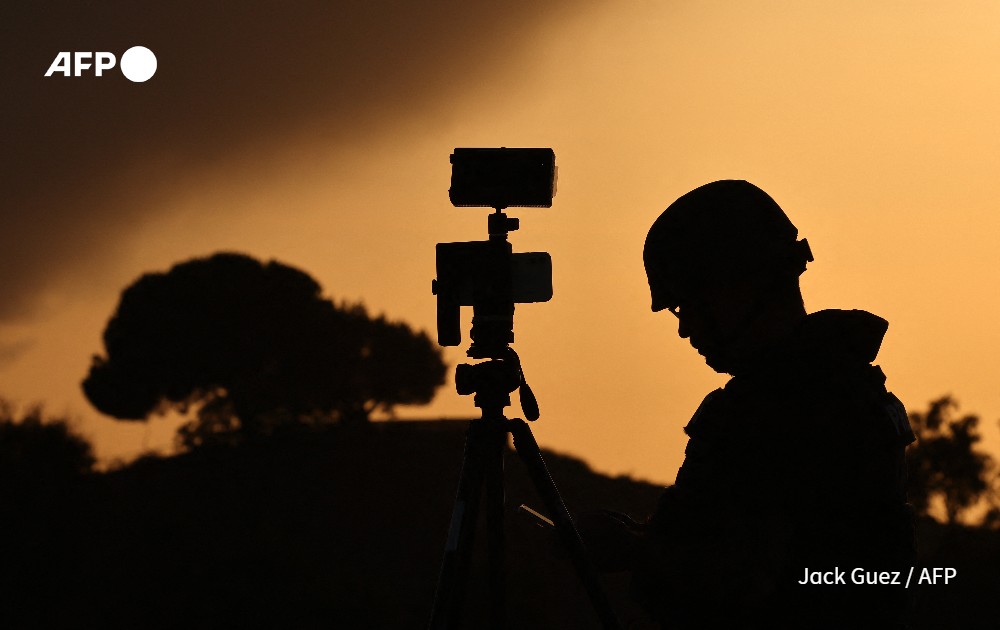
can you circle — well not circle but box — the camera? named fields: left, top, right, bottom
left=433, top=148, right=556, bottom=355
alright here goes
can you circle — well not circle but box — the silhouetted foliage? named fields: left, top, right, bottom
left=0, top=400, right=95, bottom=629
left=2, top=420, right=997, bottom=629
left=0, top=398, right=95, bottom=484
left=907, top=396, right=998, bottom=525
left=82, top=253, right=446, bottom=448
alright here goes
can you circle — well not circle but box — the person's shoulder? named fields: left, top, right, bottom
left=770, top=359, right=913, bottom=449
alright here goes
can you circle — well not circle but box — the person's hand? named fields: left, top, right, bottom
left=575, top=509, right=644, bottom=573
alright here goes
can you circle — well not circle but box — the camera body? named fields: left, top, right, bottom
left=433, top=148, right=556, bottom=354
left=434, top=242, right=551, bottom=348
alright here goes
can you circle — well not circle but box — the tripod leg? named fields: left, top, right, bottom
left=484, top=421, right=507, bottom=629
left=429, top=420, right=488, bottom=630
left=507, top=419, right=623, bottom=630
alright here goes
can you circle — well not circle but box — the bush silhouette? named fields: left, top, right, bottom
left=0, top=399, right=95, bottom=484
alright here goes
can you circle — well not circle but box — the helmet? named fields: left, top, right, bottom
left=643, top=180, right=813, bottom=312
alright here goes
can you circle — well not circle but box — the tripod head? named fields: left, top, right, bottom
left=432, top=148, right=555, bottom=419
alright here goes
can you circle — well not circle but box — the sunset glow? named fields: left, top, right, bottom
left=3, top=1, right=1000, bottom=485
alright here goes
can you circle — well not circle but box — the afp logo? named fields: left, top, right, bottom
left=44, top=46, right=157, bottom=83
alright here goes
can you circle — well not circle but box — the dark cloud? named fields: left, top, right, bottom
left=0, top=1, right=583, bottom=321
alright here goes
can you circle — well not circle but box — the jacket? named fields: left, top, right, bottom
left=633, top=309, right=916, bottom=629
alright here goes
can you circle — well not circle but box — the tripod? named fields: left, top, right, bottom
left=428, top=349, right=622, bottom=629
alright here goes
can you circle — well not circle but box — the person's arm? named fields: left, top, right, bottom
left=576, top=509, right=646, bottom=573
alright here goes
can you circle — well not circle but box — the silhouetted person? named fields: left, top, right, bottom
left=582, top=181, right=915, bottom=629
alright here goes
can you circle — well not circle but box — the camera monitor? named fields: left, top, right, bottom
left=449, top=148, right=556, bottom=209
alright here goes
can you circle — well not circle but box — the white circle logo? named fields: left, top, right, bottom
left=120, top=46, right=157, bottom=82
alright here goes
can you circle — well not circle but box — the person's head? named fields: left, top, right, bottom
left=643, top=180, right=813, bottom=374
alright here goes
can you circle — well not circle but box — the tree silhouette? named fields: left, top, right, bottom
left=82, top=253, right=446, bottom=447
left=906, top=396, right=998, bottom=525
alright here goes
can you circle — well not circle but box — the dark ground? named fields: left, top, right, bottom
left=2, top=420, right=997, bottom=628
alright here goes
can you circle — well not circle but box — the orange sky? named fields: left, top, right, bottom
left=3, top=2, right=1000, bottom=485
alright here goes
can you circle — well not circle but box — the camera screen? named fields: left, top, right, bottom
left=449, top=148, right=556, bottom=209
